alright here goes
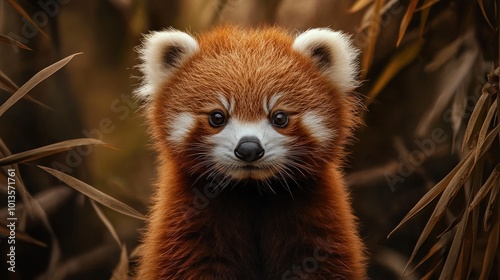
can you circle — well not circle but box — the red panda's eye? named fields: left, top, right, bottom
left=271, top=111, right=289, bottom=128
left=209, top=110, right=226, bottom=127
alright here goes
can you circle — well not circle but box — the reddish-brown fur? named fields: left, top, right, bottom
left=136, top=26, right=365, bottom=279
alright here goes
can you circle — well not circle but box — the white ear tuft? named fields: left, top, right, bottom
left=136, top=30, right=199, bottom=100
left=293, top=28, right=360, bottom=92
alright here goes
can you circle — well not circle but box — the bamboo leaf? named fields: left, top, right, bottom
left=366, top=39, right=424, bottom=105
left=478, top=215, right=499, bottom=280
left=0, top=53, right=81, bottom=117
left=360, top=0, right=384, bottom=77
left=0, top=76, right=51, bottom=112
left=438, top=212, right=469, bottom=279
left=406, top=237, right=447, bottom=275
left=475, top=101, right=497, bottom=162
left=418, top=0, right=433, bottom=37
left=416, top=36, right=478, bottom=136
left=111, top=246, right=130, bottom=280
left=0, top=138, right=107, bottom=166
left=4, top=0, right=49, bottom=38
left=425, top=31, right=475, bottom=72
left=421, top=258, right=443, bottom=280
left=476, top=0, right=494, bottom=29
left=436, top=208, right=464, bottom=239
left=396, top=0, right=419, bottom=46
left=39, top=166, right=146, bottom=220
left=415, top=0, right=439, bottom=12
left=438, top=174, right=477, bottom=280
left=466, top=195, right=480, bottom=279
left=349, top=0, right=374, bottom=13
left=462, top=91, right=490, bottom=152
left=0, top=71, right=51, bottom=109
left=0, top=70, right=18, bottom=93
left=483, top=181, right=498, bottom=231
left=404, top=152, right=475, bottom=270
left=90, top=200, right=122, bottom=247
left=476, top=124, right=500, bottom=159
left=388, top=150, right=472, bottom=238
left=359, top=0, right=399, bottom=30
left=0, top=33, right=31, bottom=50
left=468, top=165, right=500, bottom=211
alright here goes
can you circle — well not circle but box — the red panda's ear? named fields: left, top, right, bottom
left=293, top=28, right=360, bottom=93
left=136, top=30, right=199, bottom=100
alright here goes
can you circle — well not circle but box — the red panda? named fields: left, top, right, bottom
left=135, top=26, right=365, bottom=279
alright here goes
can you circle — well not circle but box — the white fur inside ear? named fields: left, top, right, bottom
left=293, top=28, right=360, bottom=93
left=136, top=30, right=199, bottom=100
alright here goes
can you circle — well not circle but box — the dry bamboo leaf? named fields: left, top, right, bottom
left=38, top=166, right=146, bottom=220
left=421, top=258, right=443, bottom=280
left=4, top=0, right=49, bottom=38
left=406, top=237, right=447, bottom=275
left=359, top=0, right=399, bottom=30
left=0, top=223, right=46, bottom=247
left=0, top=33, right=31, bottom=50
left=418, top=0, right=433, bottom=37
left=90, top=200, right=122, bottom=247
left=0, top=70, right=18, bottom=93
left=0, top=53, right=81, bottom=117
left=457, top=209, right=475, bottom=279
left=466, top=197, right=480, bottom=279
left=425, top=31, right=474, bottom=72
left=360, top=0, right=384, bottom=76
left=462, top=91, right=490, bottom=152
left=0, top=138, right=107, bottom=166
left=497, top=91, right=500, bottom=140
left=476, top=124, right=500, bottom=159
left=111, top=246, right=130, bottom=280
left=476, top=0, right=494, bottom=29
left=483, top=181, right=498, bottom=231
left=438, top=178, right=476, bottom=280
left=468, top=165, right=500, bottom=210
left=416, top=38, right=478, bottom=136
left=405, top=153, right=475, bottom=270
left=388, top=151, right=472, bottom=238
left=0, top=71, right=50, bottom=109
left=450, top=84, right=467, bottom=151
left=396, top=0, right=419, bottom=46
left=475, top=101, right=497, bottom=162
left=478, top=219, right=499, bottom=280
left=436, top=208, right=464, bottom=239
left=349, top=0, right=374, bottom=13
left=366, top=39, right=424, bottom=106
left=415, top=0, right=439, bottom=12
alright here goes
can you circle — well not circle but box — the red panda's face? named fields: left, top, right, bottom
left=137, top=26, right=360, bottom=184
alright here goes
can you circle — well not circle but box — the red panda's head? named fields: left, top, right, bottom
left=136, top=26, right=361, bottom=185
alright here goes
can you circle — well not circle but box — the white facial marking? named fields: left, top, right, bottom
left=168, top=112, right=195, bottom=143
left=302, top=112, right=334, bottom=144
left=207, top=118, right=291, bottom=179
left=263, top=93, right=281, bottom=115
left=218, top=95, right=230, bottom=113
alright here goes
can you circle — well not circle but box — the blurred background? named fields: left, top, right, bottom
left=0, top=0, right=498, bottom=279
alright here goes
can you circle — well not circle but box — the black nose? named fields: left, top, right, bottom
left=234, top=136, right=265, bottom=163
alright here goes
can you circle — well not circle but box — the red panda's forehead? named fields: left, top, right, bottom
left=168, top=27, right=335, bottom=121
